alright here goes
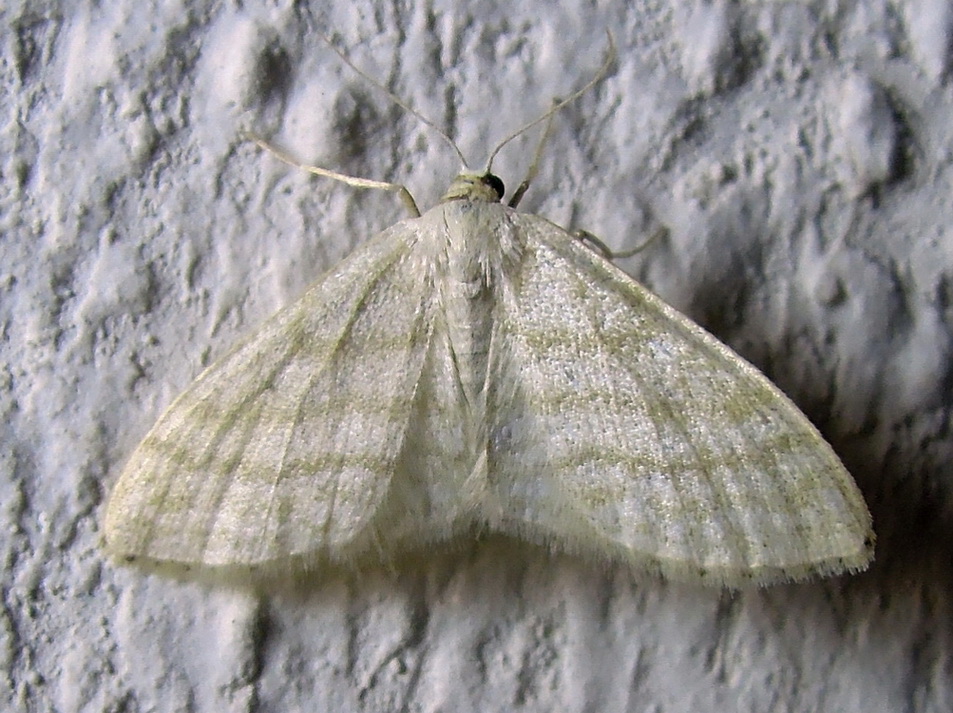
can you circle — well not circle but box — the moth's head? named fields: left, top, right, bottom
left=440, top=173, right=506, bottom=204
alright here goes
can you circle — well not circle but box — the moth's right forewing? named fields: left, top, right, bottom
left=104, top=220, right=436, bottom=568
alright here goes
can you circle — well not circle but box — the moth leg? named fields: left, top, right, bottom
left=246, top=134, right=421, bottom=217
left=573, top=225, right=668, bottom=261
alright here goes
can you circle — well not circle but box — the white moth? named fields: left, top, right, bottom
left=104, top=41, right=873, bottom=587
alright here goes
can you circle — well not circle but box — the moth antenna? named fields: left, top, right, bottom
left=507, top=99, right=558, bottom=208
left=485, top=31, right=616, bottom=178
left=322, top=34, right=470, bottom=169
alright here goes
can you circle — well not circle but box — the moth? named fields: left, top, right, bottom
left=104, top=39, right=873, bottom=586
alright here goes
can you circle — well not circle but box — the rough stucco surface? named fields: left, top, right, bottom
left=3, top=1, right=952, bottom=711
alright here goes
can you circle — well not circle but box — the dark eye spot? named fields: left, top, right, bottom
left=481, top=174, right=505, bottom=200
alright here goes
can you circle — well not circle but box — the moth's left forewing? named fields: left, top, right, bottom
left=487, top=213, right=873, bottom=586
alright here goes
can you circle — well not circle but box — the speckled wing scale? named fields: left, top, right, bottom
left=490, top=212, right=872, bottom=584
left=104, top=168, right=874, bottom=587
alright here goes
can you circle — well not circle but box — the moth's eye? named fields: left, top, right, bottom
left=481, top=174, right=505, bottom=201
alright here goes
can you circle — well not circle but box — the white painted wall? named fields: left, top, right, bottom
left=3, top=1, right=951, bottom=711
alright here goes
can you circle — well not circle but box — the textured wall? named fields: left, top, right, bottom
left=3, top=1, right=952, bottom=711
